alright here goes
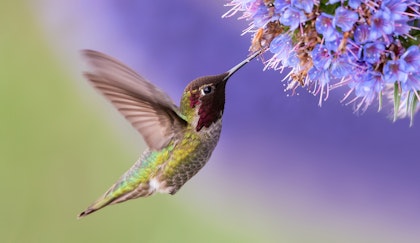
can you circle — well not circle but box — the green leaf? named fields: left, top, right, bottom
left=319, top=0, right=339, bottom=15
left=410, top=91, right=419, bottom=127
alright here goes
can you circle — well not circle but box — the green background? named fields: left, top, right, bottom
left=0, top=2, right=264, bottom=242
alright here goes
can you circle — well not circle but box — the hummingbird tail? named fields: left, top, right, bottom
left=77, top=178, right=155, bottom=218
left=78, top=207, right=98, bottom=219
left=77, top=186, right=153, bottom=219
left=77, top=158, right=159, bottom=219
left=77, top=197, right=114, bottom=219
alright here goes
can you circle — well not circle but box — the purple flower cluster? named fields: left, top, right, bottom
left=223, top=0, right=420, bottom=124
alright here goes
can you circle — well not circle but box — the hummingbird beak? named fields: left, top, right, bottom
left=223, top=49, right=263, bottom=82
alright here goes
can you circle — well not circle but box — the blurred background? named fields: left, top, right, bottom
left=2, top=1, right=420, bottom=242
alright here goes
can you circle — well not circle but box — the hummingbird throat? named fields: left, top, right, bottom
left=189, top=91, right=224, bottom=132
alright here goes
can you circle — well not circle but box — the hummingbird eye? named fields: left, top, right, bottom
left=200, top=85, right=213, bottom=96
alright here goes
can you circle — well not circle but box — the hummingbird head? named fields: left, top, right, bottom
left=182, top=73, right=229, bottom=131
left=180, top=51, right=261, bottom=131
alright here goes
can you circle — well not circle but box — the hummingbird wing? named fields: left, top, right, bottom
left=82, top=50, right=187, bottom=150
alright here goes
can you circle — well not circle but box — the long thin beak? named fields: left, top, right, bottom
left=223, top=49, right=263, bottom=81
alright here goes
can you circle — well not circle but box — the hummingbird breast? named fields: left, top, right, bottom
left=157, top=119, right=223, bottom=194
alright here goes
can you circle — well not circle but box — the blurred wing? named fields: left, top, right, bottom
left=83, top=49, right=187, bottom=150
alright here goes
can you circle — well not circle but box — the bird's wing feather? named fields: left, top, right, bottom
left=83, top=49, right=187, bottom=150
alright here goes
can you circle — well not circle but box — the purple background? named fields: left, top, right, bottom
left=37, top=0, right=420, bottom=240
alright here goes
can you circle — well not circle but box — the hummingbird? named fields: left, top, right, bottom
left=78, top=49, right=261, bottom=218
